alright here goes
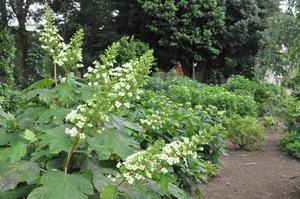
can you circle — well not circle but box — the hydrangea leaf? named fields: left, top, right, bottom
left=24, top=79, right=55, bottom=92
left=38, top=106, right=70, bottom=124
left=111, top=116, right=144, bottom=132
left=0, top=128, right=19, bottom=146
left=27, top=170, right=93, bottom=199
left=0, top=184, right=36, bottom=199
left=0, top=161, right=40, bottom=191
left=157, top=173, right=176, bottom=194
left=38, top=125, right=73, bottom=154
left=16, top=107, right=48, bottom=129
left=118, top=183, right=160, bottom=199
left=51, top=83, right=75, bottom=105
left=0, top=142, right=27, bottom=162
left=100, top=184, right=118, bottom=199
left=87, top=129, right=140, bottom=160
left=168, top=183, right=188, bottom=199
left=0, top=109, right=15, bottom=121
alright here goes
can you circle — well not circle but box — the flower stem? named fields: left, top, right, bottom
left=64, top=138, right=80, bottom=175
left=54, top=63, right=58, bottom=86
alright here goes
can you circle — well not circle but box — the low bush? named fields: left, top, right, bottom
left=197, top=86, right=258, bottom=117
left=263, top=116, right=276, bottom=127
left=128, top=90, right=226, bottom=159
left=280, top=131, right=300, bottom=158
left=224, top=75, right=290, bottom=115
left=279, top=99, right=300, bottom=159
left=224, top=116, right=265, bottom=150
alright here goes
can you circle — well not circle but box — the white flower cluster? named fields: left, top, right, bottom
left=40, top=6, right=83, bottom=72
left=65, top=41, right=154, bottom=138
left=65, top=127, right=86, bottom=139
left=117, top=132, right=209, bottom=184
left=140, top=111, right=168, bottom=130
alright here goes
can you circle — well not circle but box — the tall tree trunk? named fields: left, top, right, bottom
left=9, top=0, right=31, bottom=79
left=198, top=62, right=207, bottom=82
left=18, top=18, right=29, bottom=78
left=0, top=0, right=8, bottom=26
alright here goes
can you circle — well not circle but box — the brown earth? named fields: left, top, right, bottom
left=202, top=126, right=300, bottom=199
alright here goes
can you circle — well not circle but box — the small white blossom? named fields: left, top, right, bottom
left=79, top=133, right=86, bottom=139
left=115, top=101, right=122, bottom=108
left=65, top=127, right=78, bottom=137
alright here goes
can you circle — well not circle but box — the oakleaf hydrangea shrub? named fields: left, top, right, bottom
left=127, top=82, right=226, bottom=193
left=40, top=5, right=84, bottom=83
left=144, top=76, right=203, bottom=106
left=144, top=76, right=258, bottom=118
left=0, top=7, right=226, bottom=199
left=65, top=42, right=154, bottom=140
left=197, top=86, right=258, bottom=117
left=117, top=132, right=210, bottom=184
left=128, top=90, right=225, bottom=141
left=224, top=116, right=266, bottom=150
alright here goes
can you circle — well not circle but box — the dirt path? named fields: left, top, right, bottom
left=202, top=127, right=300, bottom=199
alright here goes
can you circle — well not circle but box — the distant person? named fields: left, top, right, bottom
left=176, top=61, right=184, bottom=76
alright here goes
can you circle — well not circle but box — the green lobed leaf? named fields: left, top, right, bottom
left=0, top=185, right=36, bottom=199
left=0, top=161, right=40, bottom=192
left=118, top=183, right=160, bottom=199
left=0, top=142, right=27, bottom=162
left=168, top=183, right=188, bottom=199
left=23, top=79, right=55, bottom=92
left=38, top=106, right=70, bottom=125
left=87, top=129, right=140, bottom=160
left=27, top=170, right=93, bottom=199
left=0, top=109, right=15, bottom=121
left=25, top=89, right=50, bottom=102
left=111, top=116, right=144, bottom=132
left=16, top=107, right=48, bottom=129
left=51, top=83, right=75, bottom=105
left=157, top=173, right=176, bottom=195
left=100, top=185, right=118, bottom=199
left=0, top=128, right=19, bottom=146
left=38, top=125, right=73, bottom=155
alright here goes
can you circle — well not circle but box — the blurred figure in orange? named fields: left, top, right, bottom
left=176, top=61, right=184, bottom=76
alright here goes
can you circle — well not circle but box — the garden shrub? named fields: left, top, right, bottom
left=163, top=76, right=202, bottom=89
left=224, top=75, right=290, bottom=115
left=145, top=77, right=258, bottom=117
left=163, top=84, right=202, bottom=107
left=143, top=76, right=167, bottom=91
left=127, top=89, right=226, bottom=193
left=144, top=76, right=203, bottom=107
left=263, top=116, right=276, bottom=127
left=128, top=90, right=225, bottom=148
left=0, top=7, right=226, bottom=199
left=280, top=132, right=300, bottom=158
left=114, top=36, right=151, bottom=65
left=197, top=86, right=258, bottom=117
left=224, top=116, right=265, bottom=150
left=279, top=100, right=300, bottom=159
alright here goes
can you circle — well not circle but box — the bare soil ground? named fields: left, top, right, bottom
left=202, top=127, right=300, bottom=199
